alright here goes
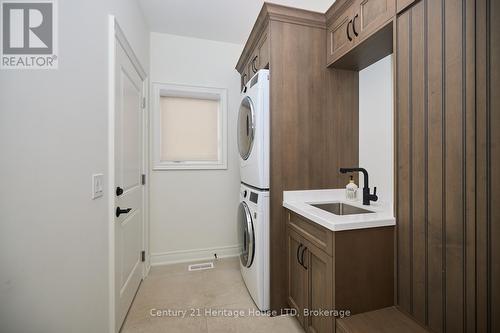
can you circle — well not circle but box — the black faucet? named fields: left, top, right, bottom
left=339, top=167, right=378, bottom=205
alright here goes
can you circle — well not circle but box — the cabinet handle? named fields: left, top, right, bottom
left=242, top=73, right=247, bottom=92
left=300, top=247, right=308, bottom=270
left=352, top=14, right=359, bottom=36
left=347, top=20, right=353, bottom=41
left=297, top=244, right=303, bottom=265
left=252, top=55, right=258, bottom=73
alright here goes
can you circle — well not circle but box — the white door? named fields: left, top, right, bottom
left=114, top=37, right=144, bottom=330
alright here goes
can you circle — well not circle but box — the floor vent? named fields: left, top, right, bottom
left=188, top=262, right=214, bottom=271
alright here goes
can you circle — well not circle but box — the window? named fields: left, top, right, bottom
left=152, top=83, right=227, bottom=170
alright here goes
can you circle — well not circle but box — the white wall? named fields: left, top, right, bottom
left=359, top=55, right=394, bottom=205
left=149, top=32, right=242, bottom=265
left=0, top=0, right=149, bottom=332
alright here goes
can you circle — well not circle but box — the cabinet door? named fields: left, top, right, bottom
left=304, top=243, right=334, bottom=333
left=247, top=56, right=256, bottom=80
left=327, top=7, right=355, bottom=65
left=241, top=66, right=249, bottom=92
left=240, top=72, right=247, bottom=92
left=257, top=31, right=269, bottom=70
left=288, top=229, right=308, bottom=327
left=353, top=0, right=395, bottom=41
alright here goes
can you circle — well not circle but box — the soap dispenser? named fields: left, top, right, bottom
left=345, top=175, right=358, bottom=201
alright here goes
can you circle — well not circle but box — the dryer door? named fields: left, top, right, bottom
left=238, top=96, right=255, bottom=160
left=238, top=201, right=255, bottom=268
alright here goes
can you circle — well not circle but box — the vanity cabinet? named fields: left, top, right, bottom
left=286, top=210, right=394, bottom=332
left=287, top=229, right=309, bottom=327
left=326, top=0, right=396, bottom=67
left=288, top=228, right=334, bottom=333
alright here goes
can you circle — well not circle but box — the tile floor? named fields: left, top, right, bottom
left=121, top=257, right=304, bottom=333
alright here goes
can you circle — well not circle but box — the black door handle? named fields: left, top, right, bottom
left=352, top=14, right=359, bottom=36
left=300, top=247, right=308, bottom=270
left=347, top=20, right=353, bottom=41
left=297, top=244, right=303, bottom=265
left=116, top=187, right=124, bottom=196
left=116, top=207, right=132, bottom=217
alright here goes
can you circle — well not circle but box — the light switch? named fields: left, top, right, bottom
left=92, top=174, right=104, bottom=199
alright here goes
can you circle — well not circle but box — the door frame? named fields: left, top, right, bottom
left=107, top=15, right=149, bottom=333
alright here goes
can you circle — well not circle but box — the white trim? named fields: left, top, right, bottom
left=114, top=22, right=146, bottom=80
left=150, top=245, right=241, bottom=266
left=108, top=16, right=149, bottom=333
left=142, top=78, right=151, bottom=277
left=151, top=82, right=228, bottom=170
left=107, top=16, right=116, bottom=333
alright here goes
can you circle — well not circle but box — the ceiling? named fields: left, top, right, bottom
left=138, top=0, right=335, bottom=45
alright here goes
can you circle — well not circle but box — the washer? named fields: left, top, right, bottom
left=238, top=69, right=270, bottom=190
left=238, top=183, right=270, bottom=311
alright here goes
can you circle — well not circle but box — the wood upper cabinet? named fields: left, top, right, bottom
left=327, top=6, right=355, bottom=66
left=256, top=30, right=270, bottom=70
left=326, top=0, right=395, bottom=67
left=353, top=0, right=396, bottom=41
left=239, top=27, right=269, bottom=91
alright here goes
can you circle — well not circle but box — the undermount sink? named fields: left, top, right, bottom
left=311, top=202, right=374, bottom=216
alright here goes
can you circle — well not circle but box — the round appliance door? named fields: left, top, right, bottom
left=238, top=201, right=255, bottom=268
left=238, top=96, right=255, bottom=160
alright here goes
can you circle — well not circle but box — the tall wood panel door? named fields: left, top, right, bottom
left=395, top=0, right=499, bottom=332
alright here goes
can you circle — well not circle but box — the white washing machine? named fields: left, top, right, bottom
left=238, top=183, right=270, bottom=311
left=238, top=69, right=270, bottom=190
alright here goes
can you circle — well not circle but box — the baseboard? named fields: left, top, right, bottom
left=150, top=245, right=241, bottom=266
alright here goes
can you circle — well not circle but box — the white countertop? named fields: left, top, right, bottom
left=283, top=189, right=395, bottom=231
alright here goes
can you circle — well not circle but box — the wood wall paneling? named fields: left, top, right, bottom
left=426, top=0, right=444, bottom=330
left=464, top=0, right=477, bottom=331
left=489, top=0, right=500, bottom=329
left=396, top=8, right=411, bottom=313
left=409, top=1, right=426, bottom=324
left=396, top=0, right=498, bottom=331
left=475, top=0, right=488, bottom=331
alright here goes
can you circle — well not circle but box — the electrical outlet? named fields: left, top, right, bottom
left=92, top=174, right=104, bottom=199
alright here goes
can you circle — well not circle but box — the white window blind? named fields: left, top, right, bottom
left=153, top=83, right=227, bottom=170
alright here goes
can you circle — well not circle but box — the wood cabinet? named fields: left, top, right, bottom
left=287, top=229, right=309, bottom=327
left=305, top=242, right=334, bottom=333
left=238, top=26, right=269, bottom=91
left=286, top=210, right=394, bottom=332
left=327, top=6, right=355, bottom=66
left=353, top=0, right=396, bottom=41
left=236, top=4, right=359, bottom=312
left=288, top=228, right=334, bottom=333
left=326, top=0, right=395, bottom=68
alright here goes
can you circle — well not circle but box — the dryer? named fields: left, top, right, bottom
left=238, top=69, right=270, bottom=189
left=238, top=183, right=270, bottom=311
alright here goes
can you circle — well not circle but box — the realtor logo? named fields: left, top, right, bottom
left=1, top=0, right=58, bottom=69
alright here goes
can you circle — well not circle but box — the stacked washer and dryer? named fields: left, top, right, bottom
left=237, top=69, right=270, bottom=311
